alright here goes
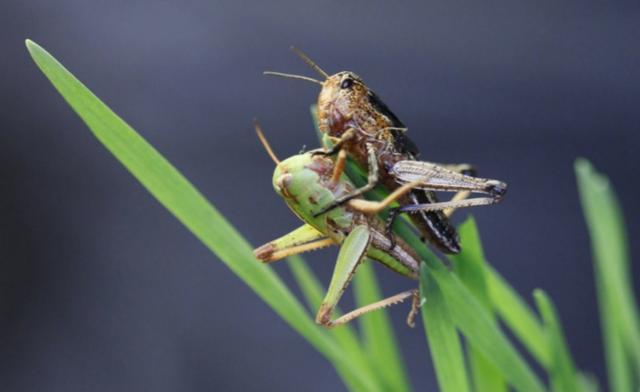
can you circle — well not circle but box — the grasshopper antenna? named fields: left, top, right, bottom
left=254, top=121, right=280, bottom=165
left=290, top=46, right=329, bottom=79
left=263, top=71, right=323, bottom=85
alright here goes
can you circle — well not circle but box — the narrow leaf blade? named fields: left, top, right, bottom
left=420, top=265, right=471, bottom=392
left=287, top=256, right=377, bottom=392
left=26, top=39, right=374, bottom=391
left=485, top=265, right=550, bottom=367
left=534, top=289, right=580, bottom=392
left=397, top=222, right=546, bottom=392
left=450, top=218, right=507, bottom=392
left=354, top=261, right=412, bottom=392
left=576, top=158, right=640, bottom=392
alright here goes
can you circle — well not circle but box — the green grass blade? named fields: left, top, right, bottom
left=452, top=218, right=549, bottom=370
left=450, top=218, right=507, bottom=392
left=287, top=255, right=378, bottom=392
left=450, top=218, right=492, bottom=309
left=484, top=266, right=550, bottom=367
left=434, top=266, right=545, bottom=392
left=420, top=265, right=471, bottom=392
left=578, top=372, right=600, bottom=392
left=576, top=158, right=640, bottom=391
left=395, top=223, right=546, bottom=392
left=533, top=289, right=580, bottom=392
left=26, top=39, right=375, bottom=391
left=353, top=261, right=412, bottom=392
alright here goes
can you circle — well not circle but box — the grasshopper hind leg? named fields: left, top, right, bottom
left=326, top=289, right=420, bottom=328
left=316, top=224, right=421, bottom=328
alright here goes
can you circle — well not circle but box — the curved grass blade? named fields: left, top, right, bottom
left=353, top=261, right=411, bottom=392
left=533, top=289, right=580, bottom=392
left=26, top=39, right=375, bottom=391
left=576, top=159, right=640, bottom=392
left=432, top=264, right=545, bottom=392
left=287, top=255, right=378, bottom=392
left=420, top=265, right=471, bottom=392
left=450, top=218, right=506, bottom=392
left=484, top=265, right=550, bottom=367
left=453, top=219, right=550, bottom=369
left=394, top=221, right=545, bottom=392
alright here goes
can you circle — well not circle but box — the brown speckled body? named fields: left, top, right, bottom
left=317, top=71, right=461, bottom=254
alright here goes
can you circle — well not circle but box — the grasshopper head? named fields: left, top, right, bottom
left=272, top=152, right=354, bottom=230
left=317, top=71, right=371, bottom=136
left=263, top=49, right=384, bottom=138
left=273, top=153, right=332, bottom=203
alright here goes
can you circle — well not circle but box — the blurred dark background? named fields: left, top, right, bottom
left=1, top=1, right=639, bottom=390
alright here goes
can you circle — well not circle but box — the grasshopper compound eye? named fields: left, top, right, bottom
left=340, top=78, right=354, bottom=89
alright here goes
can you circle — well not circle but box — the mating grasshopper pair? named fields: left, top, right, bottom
left=254, top=49, right=507, bottom=328
left=253, top=126, right=506, bottom=328
left=265, top=48, right=506, bottom=255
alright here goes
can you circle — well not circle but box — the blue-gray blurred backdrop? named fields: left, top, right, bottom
left=1, top=1, right=639, bottom=391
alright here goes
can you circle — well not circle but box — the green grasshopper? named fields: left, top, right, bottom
left=252, top=125, right=503, bottom=328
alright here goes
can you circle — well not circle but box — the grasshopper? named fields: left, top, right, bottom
left=252, top=125, right=504, bottom=328
left=265, top=48, right=507, bottom=254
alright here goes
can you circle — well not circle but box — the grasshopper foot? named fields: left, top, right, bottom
left=485, top=180, right=507, bottom=199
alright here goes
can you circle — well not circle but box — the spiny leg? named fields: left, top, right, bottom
left=314, top=141, right=380, bottom=217
left=400, top=196, right=501, bottom=214
left=411, top=162, right=478, bottom=217
left=444, top=190, right=470, bottom=218
left=330, top=289, right=420, bottom=328
left=423, top=162, right=475, bottom=217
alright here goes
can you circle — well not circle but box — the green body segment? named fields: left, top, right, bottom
left=272, top=152, right=356, bottom=242
left=272, top=152, right=418, bottom=279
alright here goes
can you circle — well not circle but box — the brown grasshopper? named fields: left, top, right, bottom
left=265, top=48, right=507, bottom=254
